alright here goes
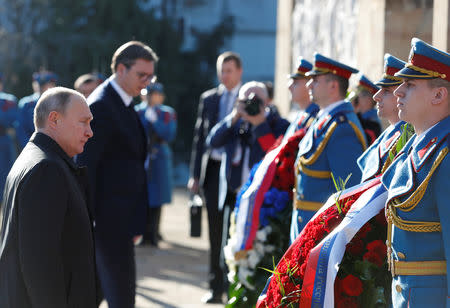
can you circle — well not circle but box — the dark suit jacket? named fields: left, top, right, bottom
left=0, top=132, right=96, bottom=308
left=189, top=86, right=224, bottom=185
left=76, top=80, right=148, bottom=237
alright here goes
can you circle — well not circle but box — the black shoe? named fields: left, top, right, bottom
left=201, top=291, right=222, bottom=304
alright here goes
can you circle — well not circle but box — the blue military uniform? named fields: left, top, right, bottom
left=290, top=53, right=367, bottom=242
left=357, top=54, right=407, bottom=183
left=381, top=38, right=450, bottom=308
left=135, top=101, right=177, bottom=206
left=285, top=103, right=319, bottom=140
left=357, top=120, right=405, bottom=183
left=0, top=92, right=18, bottom=201
left=17, top=72, right=57, bottom=148
left=352, top=74, right=382, bottom=145
left=360, top=108, right=380, bottom=125
left=283, top=58, right=319, bottom=139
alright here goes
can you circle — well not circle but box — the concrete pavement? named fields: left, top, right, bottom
left=100, top=188, right=225, bottom=308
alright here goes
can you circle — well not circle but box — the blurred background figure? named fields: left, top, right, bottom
left=0, top=72, right=19, bottom=205
left=188, top=51, right=243, bottom=304
left=17, top=71, right=58, bottom=148
left=136, top=82, right=177, bottom=247
left=349, top=74, right=382, bottom=145
left=74, top=73, right=104, bottom=98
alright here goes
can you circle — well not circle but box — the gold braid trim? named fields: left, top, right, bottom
left=298, top=163, right=331, bottom=179
left=393, top=260, right=446, bottom=276
left=305, top=117, right=315, bottom=129
left=294, top=199, right=323, bottom=211
left=348, top=121, right=368, bottom=151
left=386, top=206, right=441, bottom=232
left=299, top=122, right=338, bottom=166
left=393, top=147, right=448, bottom=212
left=386, top=147, right=448, bottom=233
left=312, top=66, right=337, bottom=75
left=405, top=63, right=447, bottom=79
left=382, top=74, right=402, bottom=81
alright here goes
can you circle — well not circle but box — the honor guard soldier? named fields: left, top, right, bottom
left=135, top=82, right=177, bottom=246
left=284, top=57, right=319, bottom=139
left=381, top=38, right=450, bottom=307
left=290, top=53, right=367, bottom=242
left=17, top=71, right=57, bottom=148
left=0, top=73, right=19, bottom=203
left=350, top=74, right=382, bottom=144
left=357, top=54, right=406, bottom=183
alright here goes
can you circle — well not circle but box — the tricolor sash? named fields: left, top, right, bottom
left=300, top=182, right=388, bottom=308
left=233, top=143, right=282, bottom=252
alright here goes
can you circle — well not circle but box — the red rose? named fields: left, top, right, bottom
left=363, top=250, right=384, bottom=267
left=366, top=239, right=387, bottom=257
left=346, top=237, right=365, bottom=256
left=341, top=274, right=363, bottom=297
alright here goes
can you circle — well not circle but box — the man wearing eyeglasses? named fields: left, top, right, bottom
left=76, top=41, right=158, bottom=308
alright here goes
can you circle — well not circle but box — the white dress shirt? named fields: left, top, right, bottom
left=109, top=76, right=133, bottom=107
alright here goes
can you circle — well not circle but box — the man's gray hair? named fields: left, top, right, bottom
left=238, top=81, right=269, bottom=101
left=34, top=87, right=85, bottom=129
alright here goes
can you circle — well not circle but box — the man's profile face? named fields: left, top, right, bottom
left=219, top=60, right=242, bottom=90
left=288, top=78, right=310, bottom=108
left=307, top=74, right=330, bottom=107
left=56, top=96, right=93, bottom=157
left=119, top=59, right=155, bottom=97
left=78, top=81, right=98, bottom=98
left=373, top=85, right=399, bottom=122
left=394, top=79, right=432, bottom=125
left=148, top=92, right=165, bottom=106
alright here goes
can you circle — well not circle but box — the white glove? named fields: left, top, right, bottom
left=145, top=107, right=158, bottom=123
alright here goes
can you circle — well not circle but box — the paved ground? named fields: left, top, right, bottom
left=100, top=188, right=225, bottom=308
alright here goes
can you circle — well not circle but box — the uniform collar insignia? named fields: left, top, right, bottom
left=410, top=117, right=450, bottom=172
left=418, top=137, right=437, bottom=159
left=384, top=131, right=401, bottom=150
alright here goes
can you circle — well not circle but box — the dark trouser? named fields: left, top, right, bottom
left=221, top=190, right=236, bottom=293
left=144, top=206, right=162, bottom=244
left=203, top=159, right=224, bottom=295
left=95, top=231, right=136, bottom=308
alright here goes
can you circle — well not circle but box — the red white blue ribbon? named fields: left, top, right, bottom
left=300, top=181, right=388, bottom=308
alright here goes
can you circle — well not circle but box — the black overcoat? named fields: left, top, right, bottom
left=0, top=132, right=97, bottom=308
left=76, top=80, right=148, bottom=237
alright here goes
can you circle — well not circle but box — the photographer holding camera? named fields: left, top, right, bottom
left=207, top=81, right=289, bottom=291
left=208, top=82, right=289, bottom=204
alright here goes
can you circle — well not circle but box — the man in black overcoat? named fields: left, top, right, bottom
left=0, top=87, right=96, bottom=307
left=76, top=41, right=158, bottom=308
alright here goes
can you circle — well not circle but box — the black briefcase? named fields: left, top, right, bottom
left=189, top=194, right=202, bottom=237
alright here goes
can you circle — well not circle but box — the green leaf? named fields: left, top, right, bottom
left=354, top=260, right=377, bottom=280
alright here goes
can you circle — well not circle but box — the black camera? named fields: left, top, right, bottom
left=243, top=92, right=263, bottom=116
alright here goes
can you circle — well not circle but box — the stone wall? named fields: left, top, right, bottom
left=275, top=0, right=435, bottom=116
left=385, top=0, right=433, bottom=61
left=292, top=0, right=358, bottom=68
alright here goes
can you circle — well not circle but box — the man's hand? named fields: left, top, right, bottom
left=187, top=177, right=199, bottom=194
left=231, top=103, right=244, bottom=126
